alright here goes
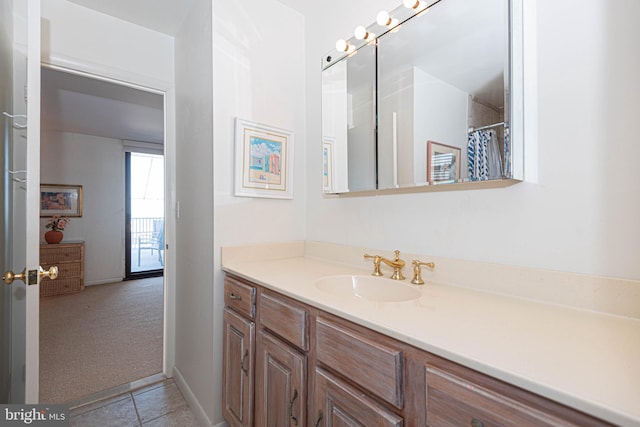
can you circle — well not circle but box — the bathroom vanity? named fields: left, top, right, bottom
left=221, top=242, right=640, bottom=427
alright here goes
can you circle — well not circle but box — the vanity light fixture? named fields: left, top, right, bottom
left=403, top=0, right=427, bottom=11
left=335, top=39, right=355, bottom=54
left=376, top=10, right=399, bottom=28
left=354, top=25, right=375, bottom=42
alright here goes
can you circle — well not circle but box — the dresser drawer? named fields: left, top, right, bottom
left=40, top=245, right=83, bottom=264
left=224, top=276, right=256, bottom=319
left=425, top=365, right=604, bottom=427
left=316, top=317, right=404, bottom=409
left=41, top=278, right=82, bottom=297
left=259, top=291, right=309, bottom=351
left=41, top=262, right=82, bottom=279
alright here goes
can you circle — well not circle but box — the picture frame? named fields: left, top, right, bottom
left=427, top=141, right=461, bottom=185
left=234, top=118, right=294, bottom=199
left=40, top=184, right=83, bottom=217
left=322, top=138, right=335, bottom=192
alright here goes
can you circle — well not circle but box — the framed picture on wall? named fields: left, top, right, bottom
left=427, top=141, right=461, bottom=185
left=234, top=118, right=294, bottom=199
left=40, top=184, right=83, bottom=217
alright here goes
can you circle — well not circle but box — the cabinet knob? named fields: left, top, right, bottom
left=471, top=418, right=485, bottom=427
left=229, top=293, right=242, bottom=301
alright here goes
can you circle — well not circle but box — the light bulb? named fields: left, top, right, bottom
left=376, top=10, right=391, bottom=26
left=335, top=39, right=348, bottom=52
left=354, top=26, right=367, bottom=40
left=403, top=0, right=420, bottom=9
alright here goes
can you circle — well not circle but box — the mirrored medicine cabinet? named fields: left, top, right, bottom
left=321, top=0, right=524, bottom=195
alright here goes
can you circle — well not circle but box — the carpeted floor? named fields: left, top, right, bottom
left=39, top=277, right=164, bottom=404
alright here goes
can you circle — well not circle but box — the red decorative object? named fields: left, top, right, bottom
left=44, top=230, right=63, bottom=244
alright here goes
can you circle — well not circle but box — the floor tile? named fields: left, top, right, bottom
left=70, top=395, right=140, bottom=427
left=132, top=378, right=172, bottom=396
left=141, top=405, right=200, bottom=427
left=70, top=393, right=131, bottom=418
left=133, top=381, right=188, bottom=423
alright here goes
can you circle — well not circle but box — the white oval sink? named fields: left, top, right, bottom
left=315, top=275, right=420, bottom=302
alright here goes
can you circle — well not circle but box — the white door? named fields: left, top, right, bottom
left=1, top=0, right=41, bottom=404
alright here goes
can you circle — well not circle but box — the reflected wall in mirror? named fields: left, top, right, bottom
left=322, top=43, right=376, bottom=193
left=322, top=0, right=521, bottom=195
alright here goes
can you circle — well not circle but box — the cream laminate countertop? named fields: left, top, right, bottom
left=221, top=249, right=640, bottom=427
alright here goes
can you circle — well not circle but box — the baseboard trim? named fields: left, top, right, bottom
left=85, top=277, right=125, bottom=286
left=173, top=367, right=214, bottom=427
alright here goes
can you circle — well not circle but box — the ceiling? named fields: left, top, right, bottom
left=42, top=0, right=198, bottom=144
left=42, top=68, right=165, bottom=144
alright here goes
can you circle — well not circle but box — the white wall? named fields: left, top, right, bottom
left=304, top=0, right=640, bottom=281
left=173, top=0, right=214, bottom=424
left=41, top=0, right=174, bottom=86
left=412, top=68, right=468, bottom=183
left=39, top=0, right=176, bottom=284
left=40, top=131, right=125, bottom=285
left=211, top=0, right=306, bottom=424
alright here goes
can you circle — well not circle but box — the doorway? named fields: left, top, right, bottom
left=126, top=152, right=165, bottom=279
left=39, top=65, right=169, bottom=403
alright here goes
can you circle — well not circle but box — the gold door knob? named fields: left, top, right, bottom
left=2, top=268, right=27, bottom=285
left=39, top=266, right=59, bottom=281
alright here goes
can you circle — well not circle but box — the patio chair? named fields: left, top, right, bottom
left=137, top=220, right=164, bottom=267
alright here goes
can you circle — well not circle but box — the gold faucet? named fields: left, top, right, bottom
left=363, top=254, right=383, bottom=276
left=364, top=250, right=405, bottom=280
left=411, top=260, right=435, bottom=285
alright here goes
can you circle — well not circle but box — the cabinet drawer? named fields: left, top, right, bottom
left=40, top=245, right=82, bottom=263
left=41, top=262, right=81, bottom=279
left=259, top=291, right=308, bottom=351
left=314, top=367, right=402, bottom=427
left=316, top=317, right=403, bottom=409
left=225, top=276, right=256, bottom=319
left=426, top=365, right=597, bottom=427
left=41, top=278, right=82, bottom=297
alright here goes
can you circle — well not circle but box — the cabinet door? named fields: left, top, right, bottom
left=313, top=367, right=402, bottom=427
left=255, top=330, right=306, bottom=427
left=222, top=308, right=255, bottom=427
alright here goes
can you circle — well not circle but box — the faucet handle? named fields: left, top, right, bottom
left=363, top=254, right=383, bottom=276
left=411, top=260, right=435, bottom=285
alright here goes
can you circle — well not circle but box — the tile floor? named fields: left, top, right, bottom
left=70, top=379, right=201, bottom=427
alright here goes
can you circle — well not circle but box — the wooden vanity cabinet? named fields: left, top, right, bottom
left=425, top=357, right=612, bottom=427
left=222, top=277, right=257, bottom=427
left=313, top=367, right=403, bottom=427
left=222, top=274, right=612, bottom=427
left=255, top=290, right=309, bottom=427
left=255, top=330, right=306, bottom=427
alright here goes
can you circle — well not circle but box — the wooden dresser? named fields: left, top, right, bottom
left=39, top=241, right=85, bottom=297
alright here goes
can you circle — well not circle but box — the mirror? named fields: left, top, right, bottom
left=322, top=0, right=521, bottom=195
left=322, top=43, right=376, bottom=193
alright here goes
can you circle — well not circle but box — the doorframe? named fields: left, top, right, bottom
left=40, top=59, right=177, bottom=377
left=124, top=151, right=164, bottom=280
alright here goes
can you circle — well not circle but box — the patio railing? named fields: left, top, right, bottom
left=131, top=217, right=164, bottom=249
